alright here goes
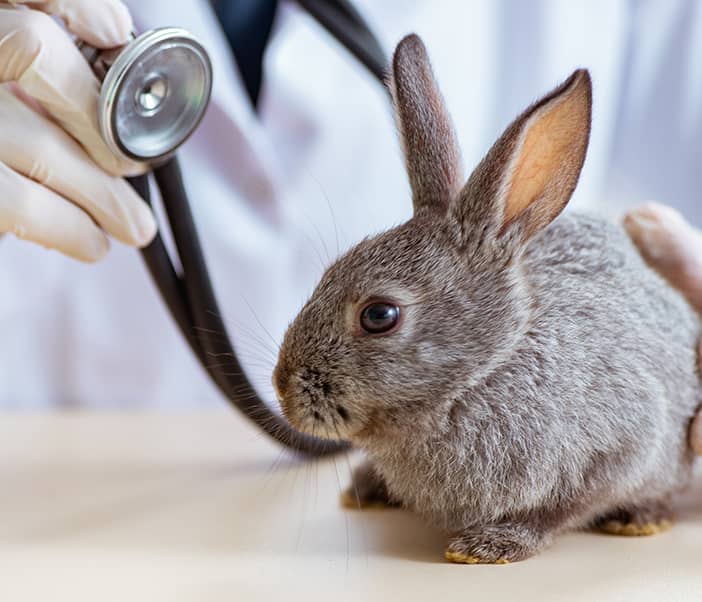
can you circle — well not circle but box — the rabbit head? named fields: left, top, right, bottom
left=273, top=34, right=591, bottom=445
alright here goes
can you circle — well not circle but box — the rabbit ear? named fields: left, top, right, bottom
left=453, top=70, right=592, bottom=250
left=391, top=34, right=463, bottom=215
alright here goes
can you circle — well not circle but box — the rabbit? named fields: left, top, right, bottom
left=272, top=34, right=701, bottom=564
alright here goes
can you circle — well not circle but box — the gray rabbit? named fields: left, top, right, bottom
left=273, top=34, right=700, bottom=563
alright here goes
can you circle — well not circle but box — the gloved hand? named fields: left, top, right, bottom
left=0, top=0, right=156, bottom=262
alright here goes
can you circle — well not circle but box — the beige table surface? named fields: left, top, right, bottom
left=0, top=411, right=700, bottom=602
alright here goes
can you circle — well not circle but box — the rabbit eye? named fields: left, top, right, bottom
left=360, top=302, right=400, bottom=334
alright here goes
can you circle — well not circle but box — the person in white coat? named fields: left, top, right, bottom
left=1, top=0, right=702, bottom=429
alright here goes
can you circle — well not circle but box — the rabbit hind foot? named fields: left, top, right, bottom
left=593, top=500, right=673, bottom=537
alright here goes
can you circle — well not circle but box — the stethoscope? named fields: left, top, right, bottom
left=79, top=0, right=387, bottom=456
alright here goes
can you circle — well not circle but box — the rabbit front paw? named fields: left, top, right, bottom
left=340, top=461, right=399, bottom=510
left=445, top=523, right=552, bottom=564
left=593, top=499, right=673, bottom=536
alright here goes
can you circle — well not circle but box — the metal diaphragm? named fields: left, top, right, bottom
left=97, top=27, right=212, bottom=163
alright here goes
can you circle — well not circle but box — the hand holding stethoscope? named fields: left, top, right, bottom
left=0, top=0, right=156, bottom=261
left=0, top=0, right=385, bottom=263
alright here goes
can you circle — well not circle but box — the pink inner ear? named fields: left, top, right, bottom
left=502, top=82, right=590, bottom=236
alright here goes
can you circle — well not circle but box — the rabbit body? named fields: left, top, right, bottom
left=274, top=34, right=701, bottom=562
left=367, top=212, right=699, bottom=538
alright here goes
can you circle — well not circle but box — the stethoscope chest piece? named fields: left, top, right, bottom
left=97, top=27, right=212, bottom=163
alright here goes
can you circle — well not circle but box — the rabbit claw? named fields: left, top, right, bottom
left=598, top=519, right=672, bottom=536
left=445, top=550, right=510, bottom=565
left=593, top=500, right=674, bottom=537
left=340, top=461, right=398, bottom=510
left=339, top=488, right=394, bottom=510
left=445, top=522, right=549, bottom=564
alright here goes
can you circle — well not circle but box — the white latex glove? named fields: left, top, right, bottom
left=0, top=1, right=156, bottom=262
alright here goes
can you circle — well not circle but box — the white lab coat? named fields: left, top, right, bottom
left=2, top=0, right=701, bottom=407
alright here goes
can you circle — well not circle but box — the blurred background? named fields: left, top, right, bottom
left=1, top=0, right=701, bottom=408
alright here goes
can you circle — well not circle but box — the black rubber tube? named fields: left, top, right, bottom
left=297, top=0, right=388, bottom=84
left=127, top=175, right=207, bottom=366
left=125, top=0, right=389, bottom=455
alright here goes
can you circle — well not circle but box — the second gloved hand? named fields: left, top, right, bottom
left=0, top=1, right=157, bottom=262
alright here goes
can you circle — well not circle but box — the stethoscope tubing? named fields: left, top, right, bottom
left=129, top=161, right=349, bottom=456
left=127, top=0, right=387, bottom=456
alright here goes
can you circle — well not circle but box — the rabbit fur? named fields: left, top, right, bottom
left=273, top=34, right=700, bottom=563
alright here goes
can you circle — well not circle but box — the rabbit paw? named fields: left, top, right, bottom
left=339, top=488, right=395, bottom=510
left=593, top=500, right=673, bottom=536
left=340, top=461, right=398, bottom=510
left=445, top=523, right=551, bottom=564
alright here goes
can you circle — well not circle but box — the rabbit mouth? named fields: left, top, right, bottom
left=290, top=396, right=355, bottom=440
left=278, top=386, right=362, bottom=440
left=280, top=398, right=355, bottom=441
left=273, top=371, right=356, bottom=440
